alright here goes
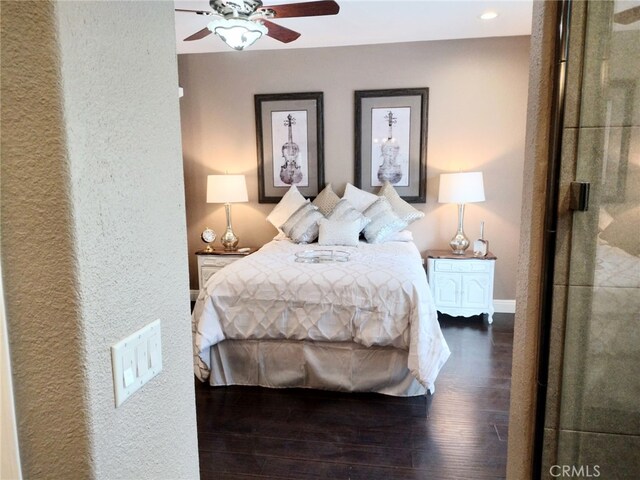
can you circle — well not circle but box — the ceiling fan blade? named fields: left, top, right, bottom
left=265, top=0, right=339, bottom=19
left=262, top=19, right=301, bottom=43
left=184, top=27, right=213, bottom=42
left=613, top=5, right=640, bottom=24
left=175, top=8, right=212, bottom=15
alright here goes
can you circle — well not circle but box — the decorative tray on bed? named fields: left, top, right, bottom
left=294, top=249, right=351, bottom=263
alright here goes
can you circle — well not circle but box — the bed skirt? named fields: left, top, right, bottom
left=207, top=339, right=427, bottom=397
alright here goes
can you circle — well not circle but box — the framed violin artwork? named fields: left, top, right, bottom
left=354, top=88, right=428, bottom=203
left=255, top=92, right=325, bottom=203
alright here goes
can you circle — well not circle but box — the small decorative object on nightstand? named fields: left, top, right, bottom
left=196, top=247, right=257, bottom=290
left=425, top=249, right=496, bottom=323
left=473, top=221, right=489, bottom=258
left=201, top=227, right=217, bottom=253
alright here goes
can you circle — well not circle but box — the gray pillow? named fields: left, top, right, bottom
left=280, top=202, right=324, bottom=244
left=327, top=199, right=370, bottom=231
left=362, top=197, right=408, bottom=244
left=318, top=219, right=361, bottom=246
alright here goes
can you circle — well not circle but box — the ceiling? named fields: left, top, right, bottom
left=174, top=0, right=533, bottom=55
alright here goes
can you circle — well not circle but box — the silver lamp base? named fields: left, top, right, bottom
left=449, top=203, right=470, bottom=255
left=221, top=228, right=239, bottom=251
left=221, top=203, right=239, bottom=251
left=449, top=232, right=470, bottom=255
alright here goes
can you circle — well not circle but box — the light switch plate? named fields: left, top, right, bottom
left=111, top=319, right=162, bottom=407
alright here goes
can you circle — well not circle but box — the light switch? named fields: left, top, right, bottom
left=148, top=333, right=161, bottom=371
left=111, top=320, right=162, bottom=407
left=123, top=367, right=135, bottom=387
left=122, top=348, right=136, bottom=387
left=136, top=340, right=148, bottom=377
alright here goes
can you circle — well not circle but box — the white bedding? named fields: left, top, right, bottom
left=192, top=239, right=450, bottom=392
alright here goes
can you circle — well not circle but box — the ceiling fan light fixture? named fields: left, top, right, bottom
left=207, top=18, right=268, bottom=51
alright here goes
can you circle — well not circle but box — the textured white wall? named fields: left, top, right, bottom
left=2, top=1, right=93, bottom=476
left=2, top=1, right=200, bottom=478
left=178, top=36, right=530, bottom=299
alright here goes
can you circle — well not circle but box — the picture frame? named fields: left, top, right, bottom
left=255, top=92, right=324, bottom=203
left=354, top=88, right=428, bottom=203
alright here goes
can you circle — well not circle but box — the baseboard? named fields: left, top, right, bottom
left=190, top=290, right=199, bottom=302
left=493, top=299, right=516, bottom=314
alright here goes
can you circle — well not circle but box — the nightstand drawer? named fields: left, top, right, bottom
left=434, top=259, right=491, bottom=273
left=196, top=248, right=258, bottom=291
left=200, top=256, right=237, bottom=268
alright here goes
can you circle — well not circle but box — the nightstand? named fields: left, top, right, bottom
left=425, top=249, right=497, bottom=324
left=196, top=248, right=257, bottom=290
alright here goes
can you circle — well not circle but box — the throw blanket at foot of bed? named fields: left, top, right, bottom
left=192, top=239, right=450, bottom=395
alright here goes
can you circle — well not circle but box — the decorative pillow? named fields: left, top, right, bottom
left=327, top=199, right=370, bottom=231
left=386, top=230, right=414, bottom=242
left=317, top=219, right=361, bottom=246
left=343, top=183, right=378, bottom=212
left=379, top=181, right=425, bottom=225
left=266, top=185, right=307, bottom=233
left=280, top=202, right=324, bottom=244
left=362, top=197, right=408, bottom=244
left=312, top=183, right=341, bottom=216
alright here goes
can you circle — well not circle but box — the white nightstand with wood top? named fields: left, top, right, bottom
left=425, top=249, right=497, bottom=323
left=196, top=248, right=257, bottom=290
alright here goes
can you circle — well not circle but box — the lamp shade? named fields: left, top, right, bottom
left=207, top=174, right=248, bottom=203
left=438, top=172, right=485, bottom=204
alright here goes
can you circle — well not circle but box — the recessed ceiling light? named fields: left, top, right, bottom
left=480, top=11, right=499, bottom=20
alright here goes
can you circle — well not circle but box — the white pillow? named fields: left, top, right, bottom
left=280, top=203, right=324, bottom=244
left=312, top=184, right=341, bottom=216
left=386, top=230, right=414, bottom=242
left=318, top=219, right=361, bottom=246
left=266, top=185, right=307, bottom=233
left=378, top=181, right=425, bottom=225
left=343, top=183, right=378, bottom=212
left=362, top=197, right=408, bottom=244
left=327, top=199, right=370, bottom=231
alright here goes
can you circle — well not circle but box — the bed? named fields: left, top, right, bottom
left=192, top=238, right=450, bottom=396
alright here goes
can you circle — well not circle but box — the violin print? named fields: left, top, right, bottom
left=371, top=107, right=411, bottom=187
left=255, top=92, right=324, bottom=203
left=271, top=110, right=309, bottom=188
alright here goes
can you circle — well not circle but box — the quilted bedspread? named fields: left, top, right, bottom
left=192, top=239, right=451, bottom=390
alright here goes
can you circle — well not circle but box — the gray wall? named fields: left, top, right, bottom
left=1, top=1, right=199, bottom=478
left=178, top=36, right=530, bottom=300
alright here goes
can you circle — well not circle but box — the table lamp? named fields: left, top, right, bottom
left=207, top=174, right=248, bottom=251
left=438, top=172, right=485, bottom=255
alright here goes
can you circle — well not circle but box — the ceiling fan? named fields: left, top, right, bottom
left=176, top=0, right=340, bottom=51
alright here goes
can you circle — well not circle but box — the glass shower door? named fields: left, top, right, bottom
left=549, top=0, right=640, bottom=476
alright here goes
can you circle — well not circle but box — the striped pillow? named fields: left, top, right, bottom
left=362, top=197, right=408, bottom=244
left=327, top=199, right=370, bottom=231
left=280, top=202, right=324, bottom=244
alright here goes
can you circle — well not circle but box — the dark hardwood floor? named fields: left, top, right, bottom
left=195, top=313, right=514, bottom=479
